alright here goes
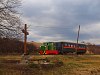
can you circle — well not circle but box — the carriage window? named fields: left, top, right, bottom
left=68, top=44, right=71, bottom=47
left=71, top=45, right=73, bottom=47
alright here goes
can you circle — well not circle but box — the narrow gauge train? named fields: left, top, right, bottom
left=39, top=42, right=87, bottom=55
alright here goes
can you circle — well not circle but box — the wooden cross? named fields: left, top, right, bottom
left=22, top=24, right=29, bottom=54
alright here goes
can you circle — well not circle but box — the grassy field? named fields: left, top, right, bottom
left=0, top=55, right=100, bottom=75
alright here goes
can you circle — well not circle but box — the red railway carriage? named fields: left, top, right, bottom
left=55, top=42, right=86, bottom=54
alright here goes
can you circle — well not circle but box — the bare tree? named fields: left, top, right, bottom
left=0, top=0, right=22, bottom=39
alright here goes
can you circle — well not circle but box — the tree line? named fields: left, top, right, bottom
left=0, top=37, right=36, bottom=55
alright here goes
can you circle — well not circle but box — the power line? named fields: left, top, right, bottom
left=31, top=25, right=75, bottom=29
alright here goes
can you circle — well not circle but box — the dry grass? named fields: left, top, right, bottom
left=0, top=55, right=100, bottom=75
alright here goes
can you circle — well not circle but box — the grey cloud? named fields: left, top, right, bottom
left=21, top=0, right=100, bottom=44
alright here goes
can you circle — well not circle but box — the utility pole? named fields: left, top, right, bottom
left=76, top=25, right=80, bottom=54
left=22, top=24, right=29, bottom=55
left=24, top=24, right=27, bottom=54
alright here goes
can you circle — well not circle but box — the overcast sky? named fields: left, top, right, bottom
left=20, top=0, right=100, bottom=44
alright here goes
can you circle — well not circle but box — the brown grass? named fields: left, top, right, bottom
left=0, top=55, right=100, bottom=75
